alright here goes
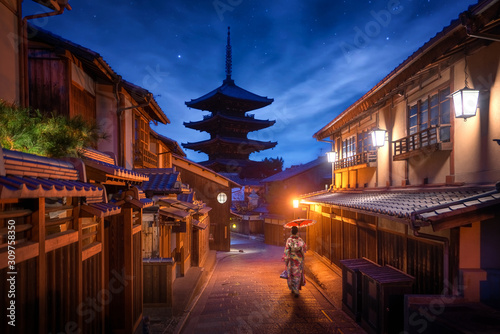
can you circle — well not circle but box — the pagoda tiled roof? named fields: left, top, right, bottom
left=185, top=79, right=273, bottom=112
left=184, top=113, right=275, bottom=132
left=182, top=136, right=277, bottom=154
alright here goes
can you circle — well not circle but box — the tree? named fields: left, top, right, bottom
left=239, top=156, right=284, bottom=179
left=0, top=100, right=107, bottom=158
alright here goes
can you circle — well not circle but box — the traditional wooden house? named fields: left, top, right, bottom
left=0, top=0, right=71, bottom=106
left=301, top=0, right=500, bottom=331
left=172, top=154, right=240, bottom=251
left=23, top=23, right=172, bottom=334
left=0, top=147, right=151, bottom=333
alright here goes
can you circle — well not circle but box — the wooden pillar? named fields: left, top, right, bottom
left=98, top=215, right=105, bottom=332
left=123, top=207, right=134, bottom=333
left=33, top=198, right=46, bottom=332
left=74, top=198, right=84, bottom=332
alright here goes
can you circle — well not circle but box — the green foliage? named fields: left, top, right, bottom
left=0, top=100, right=107, bottom=158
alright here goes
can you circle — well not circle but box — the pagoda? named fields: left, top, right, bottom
left=183, top=27, right=277, bottom=174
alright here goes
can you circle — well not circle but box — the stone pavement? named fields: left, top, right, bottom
left=178, top=234, right=365, bottom=334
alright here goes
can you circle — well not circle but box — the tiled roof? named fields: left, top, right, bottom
left=192, top=219, right=208, bottom=230
left=183, top=135, right=277, bottom=151
left=159, top=207, right=190, bottom=220
left=185, top=79, right=273, bottom=112
left=81, top=148, right=115, bottom=165
left=83, top=158, right=149, bottom=183
left=302, top=185, right=500, bottom=225
left=137, top=169, right=185, bottom=193
left=0, top=148, right=102, bottom=199
left=0, top=175, right=102, bottom=199
left=81, top=202, right=121, bottom=217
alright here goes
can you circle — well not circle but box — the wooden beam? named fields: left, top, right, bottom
left=432, top=211, right=495, bottom=231
left=45, top=230, right=78, bottom=252
left=82, top=242, right=102, bottom=261
left=123, top=207, right=134, bottom=333
left=0, top=241, right=38, bottom=269
left=33, top=198, right=46, bottom=332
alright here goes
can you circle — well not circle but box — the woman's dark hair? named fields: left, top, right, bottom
left=291, top=226, right=298, bottom=235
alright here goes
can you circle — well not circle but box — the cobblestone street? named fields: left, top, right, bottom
left=180, top=235, right=365, bottom=334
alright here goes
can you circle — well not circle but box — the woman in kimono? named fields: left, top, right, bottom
left=283, top=226, right=307, bottom=297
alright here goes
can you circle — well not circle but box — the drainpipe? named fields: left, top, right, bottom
left=410, top=211, right=450, bottom=295
left=21, top=2, right=70, bottom=107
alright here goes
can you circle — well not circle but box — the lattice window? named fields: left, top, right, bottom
left=408, top=87, right=451, bottom=140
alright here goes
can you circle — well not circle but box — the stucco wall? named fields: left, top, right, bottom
left=454, top=42, right=500, bottom=184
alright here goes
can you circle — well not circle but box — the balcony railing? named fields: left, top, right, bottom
left=134, top=142, right=158, bottom=168
left=334, top=151, right=377, bottom=170
left=393, top=126, right=451, bottom=161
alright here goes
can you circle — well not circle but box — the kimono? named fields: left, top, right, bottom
left=283, top=235, right=307, bottom=294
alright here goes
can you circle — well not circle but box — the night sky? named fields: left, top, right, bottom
left=23, top=0, right=478, bottom=168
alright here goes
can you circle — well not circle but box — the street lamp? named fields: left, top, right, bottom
left=371, top=128, right=387, bottom=148
left=292, top=199, right=299, bottom=208
left=326, top=151, right=337, bottom=163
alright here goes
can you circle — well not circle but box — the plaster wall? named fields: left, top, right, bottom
left=96, top=84, right=119, bottom=157
left=123, top=108, right=134, bottom=170
left=454, top=42, right=500, bottom=184
left=0, top=1, right=20, bottom=104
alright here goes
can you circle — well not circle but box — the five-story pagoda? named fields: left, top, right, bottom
left=183, top=27, right=277, bottom=174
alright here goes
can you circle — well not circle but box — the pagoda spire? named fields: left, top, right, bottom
left=225, top=26, right=233, bottom=83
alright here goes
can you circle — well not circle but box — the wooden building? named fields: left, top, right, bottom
left=300, top=1, right=500, bottom=331
left=0, top=0, right=71, bottom=107
left=23, top=22, right=170, bottom=334
left=0, top=147, right=150, bottom=333
left=183, top=27, right=276, bottom=175
left=27, top=24, right=170, bottom=170
left=172, top=154, right=240, bottom=252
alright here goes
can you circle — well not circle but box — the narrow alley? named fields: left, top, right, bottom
left=178, top=234, right=365, bottom=334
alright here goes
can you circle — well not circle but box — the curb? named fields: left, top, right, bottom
left=172, top=253, right=219, bottom=334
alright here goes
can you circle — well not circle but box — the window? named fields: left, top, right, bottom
left=357, top=131, right=374, bottom=153
left=342, top=136, right=356, bottom=159
left=408, top=87, right=451, bottom=141
left=134, top=114, right=150, bottom=147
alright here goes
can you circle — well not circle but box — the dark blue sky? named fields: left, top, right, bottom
left=23, top=0, right=478, bottom=168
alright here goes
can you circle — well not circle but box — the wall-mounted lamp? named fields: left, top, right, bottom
left=451, top=50, right=479, bottom=120
left=292, top=199, right=299, bottom=209
left=451, top=87, right=479, bottom=120
left=371, top=128, right=387, bottom=147
left=326, top=151, right=337, bottom=163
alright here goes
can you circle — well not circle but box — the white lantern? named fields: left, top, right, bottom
left=371, top=128, right=386, bottom=147
left=326, top=151, right=337, bottom=163
left=451, top=87, right=479, bottom=119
